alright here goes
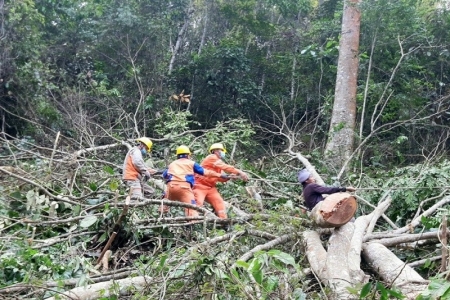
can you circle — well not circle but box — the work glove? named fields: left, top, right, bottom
left=221, top=174, right=230, bottom=180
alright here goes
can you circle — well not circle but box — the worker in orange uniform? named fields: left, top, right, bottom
left=163, top=145, right=227, bottom=218
left=122, top=137, right=157, bottom=199
left=193, top=143, right=249, bottom=219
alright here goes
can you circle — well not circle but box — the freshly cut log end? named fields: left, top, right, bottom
left=311, top=192, right=357, bottom=227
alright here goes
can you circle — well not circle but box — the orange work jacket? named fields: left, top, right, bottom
left=195, top=154, right=240, bottom=188
left=122, top=147, right=148, bottom=180
left=164, top=158, right=221, bottom=187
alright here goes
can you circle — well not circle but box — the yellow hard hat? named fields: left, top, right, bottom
left=176, top=145, right=191, bottom=155
left=136, top=137, right=153, bottom=150
left=209, top=143, right=226, bottom=153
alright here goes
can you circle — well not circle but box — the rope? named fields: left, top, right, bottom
left=248, top=178, right=450, bottom=191
left=355, top=186, right=450, bottom=191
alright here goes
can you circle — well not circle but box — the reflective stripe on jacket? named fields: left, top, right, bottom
left=195, top=154, right=240, bottom=187
left=163, top=158, right=221, bottom=187
left=122, top=147, right=147, bottom=180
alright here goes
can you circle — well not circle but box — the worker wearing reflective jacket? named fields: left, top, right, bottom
left=193, top=143, right=249, bottom=219
left=122, top=137, right=157, bottom=199
left=163, top=145, right=227, bottom=217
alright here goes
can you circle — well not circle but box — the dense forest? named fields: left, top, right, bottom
left=1, top=0, right=450, bottom=299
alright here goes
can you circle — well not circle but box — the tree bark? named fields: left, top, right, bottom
left=45, top=276, right=151, bottom=300
left=310, top=193, right=357, bottom=227
left=168, top=6, right=191, bottom=75
left=324, top=0, right=361, bottom=172
left=303, top=194, right=391, bottom=299
left=362, top=243, right=428, bottom=299
left=439, top=214, right=448, bottom=272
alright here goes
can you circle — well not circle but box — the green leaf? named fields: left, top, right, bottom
left=264, top=275, right=278, bottom=292
left=249, top=258, right=261, bottom=273
left=387, top=288, right=405, bottom=299
left=376, top=282, right=388, bottom=300
left=292, top=288, right=307, bottom=300
left=103, top=165, right=114, bottom=175
left=272, top=251, right=296, bottom=266
left=89, top=182, right=98, bottom=192
left=234, top=260, right=249, bottom=269
left=87, top=199, right=101, bottom=205
left=213, top=268, right=229, bottom=279
left=109, top=180, right=119, bottom=191
left=205, top=267, right=212, bottom=275
left=267, top=249, right=280, bottom=255
left=79, top=215, right=98, bottom=228
left=252, top=269, right=263, bottom=285
left=10, top=191, right=22, bottom=200
left=171, top=263, right=188, bottom=278
left=98, top=232, right=108, bottom=243
left=73, top=205, right=81, bottom=215
left=360, top=282, right=372, bottom=298
left=441, top=285, right=450, bottom=299
left=422, top=279, right=450, bottom=297
left=159, top=254, right=168, bottom=268
left=248, top=258, right=263, bottom=284
left=231, top=268, right=240, bottom=280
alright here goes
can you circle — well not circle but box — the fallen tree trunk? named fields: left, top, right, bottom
left=303, top=190, right=392, bottom=299
left=45, top=276, right=151, bottom=300
left=0, top=269, right=133, bottom=295
left=310, top=192, right=357, bottom=227
left=362, top=243, right=428, bottom=299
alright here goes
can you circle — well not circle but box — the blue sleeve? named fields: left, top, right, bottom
left=193, top=163, right=205, bottom=175
left=162, top=169, right=168, bottom=179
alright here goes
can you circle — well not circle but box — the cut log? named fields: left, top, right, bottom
left=311, top=192, right=357, bottom=228
left=45, top=276, right=151, bottom=300
left=362, top=243, right=428, bottom=299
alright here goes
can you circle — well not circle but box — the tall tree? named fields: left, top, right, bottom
left=324, top=0, right=361, bottom=173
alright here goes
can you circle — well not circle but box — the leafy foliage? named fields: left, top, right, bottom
left=358, top=160, right=450, bottom=223
left=417, top=278, right=450, bottom=300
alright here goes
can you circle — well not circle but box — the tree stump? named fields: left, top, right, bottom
left=311, top=192, right=357, bottom=228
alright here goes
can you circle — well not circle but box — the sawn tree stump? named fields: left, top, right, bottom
left=310, top=192, right=357, bottom=228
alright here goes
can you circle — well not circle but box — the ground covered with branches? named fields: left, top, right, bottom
left=1, top=130, right=450, bottom=299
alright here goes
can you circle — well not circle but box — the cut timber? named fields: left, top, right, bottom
left=311, top=192, right=357, bottom=228
left=362, top=243, right=428, bottom=299
left=45, top=276, right=151, bottom=300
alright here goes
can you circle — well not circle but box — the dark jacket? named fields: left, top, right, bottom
left=302, top=183, right=346, bottom=210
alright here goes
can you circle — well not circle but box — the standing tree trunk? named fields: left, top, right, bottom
left=168, top=5, right=192, bottom=75
left=324, top=0, right=361, bottom=172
